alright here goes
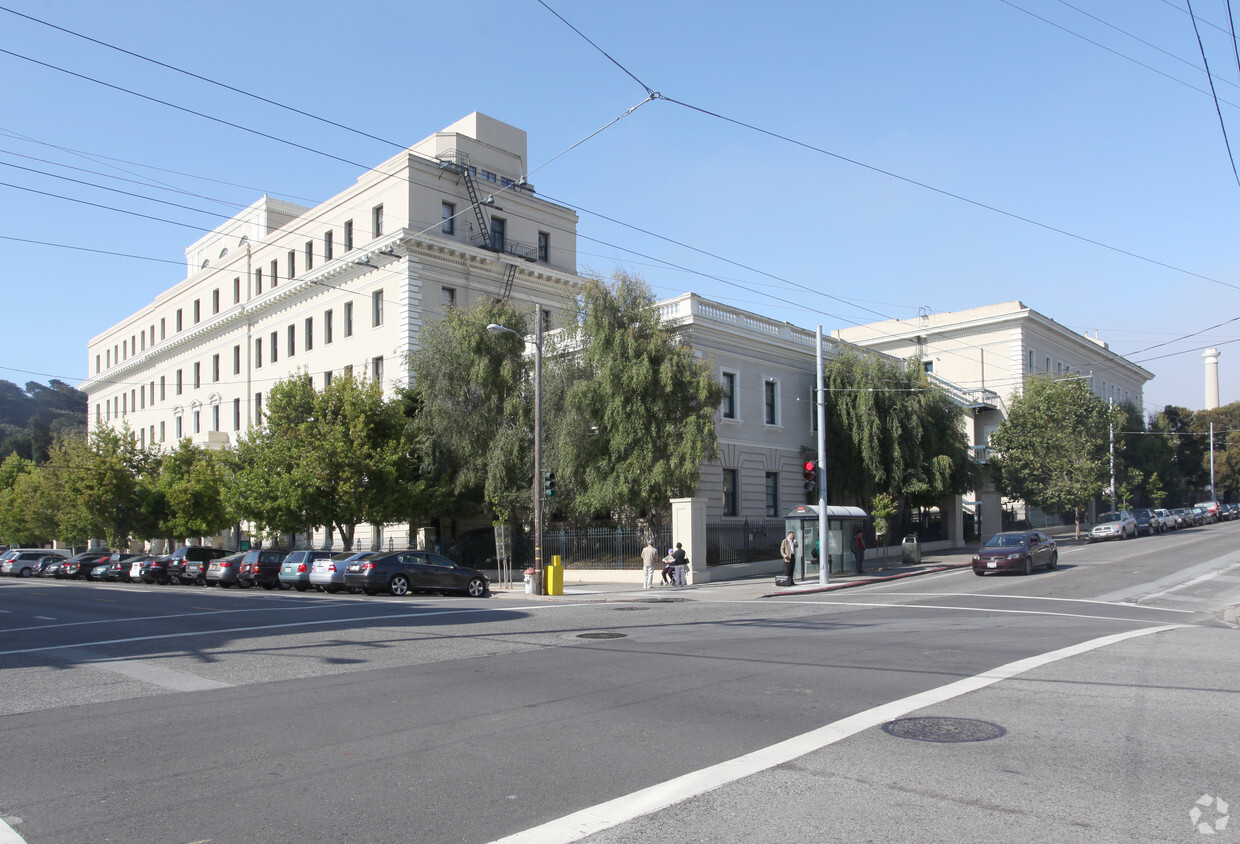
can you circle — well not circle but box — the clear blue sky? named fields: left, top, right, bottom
left=1, top=0, right=1237, bottom=415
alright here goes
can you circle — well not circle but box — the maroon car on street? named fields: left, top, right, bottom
left=972, top=531, right=1058, bottom=576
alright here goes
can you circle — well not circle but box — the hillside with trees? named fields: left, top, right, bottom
left=0, top=379, right=87, bottom=463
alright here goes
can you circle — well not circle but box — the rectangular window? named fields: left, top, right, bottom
left=140, top=333, right=145, bottom=351
left=490, top=216, right=506, bottom=252
left=160, top=420, right=165, bottom=442
left=193, top=410, right=200, bottom=434
left=255, top=267, right=263, bottom=294
left=255, top=337, right=263, bottom=368
left=764, top=380, right=779, bottom=425
left=288, top=324, right=296, bottom=358
left=234, top=398, right=241, bottom=431
left=234, top=277, right=241, bottom=304
left=372, top=204, right=384, bottom=238
left=538, top=231, right=549, bottom=262
left=193, top=361, right=201, bottom=389
left=288, top=250, right=296, bottom=279
left=324, top=230, right=334, bottom=260
left=324, top=370, right=333, bottom=387
left=140, top=385, right=145, bottom=410
left=193, top=299, right=200, bottom=324
left=160, top=318, right=166, bottom=340
left=344, top=219, right=354, bottom=251
left=95, top=354, right=100, bottom=374
left=150, top=325, right=155, bottom=346
left=212, top=354, right=220, bottom=383
left=160, top=376, right=166, bottom=401
left=480, top=170, right=497, bottom=183
left=212, top=404, right=220, bottom=432
left=271, top=331, right=279, bottom=363
left=212, top=288, right=220, bottom=315
left=372, top=290, right=383, bottom=327
left=372, top=355, right=384, bottom=383
left=122, top=392, right=127, bottom=415
left=1046, top=356, right=1051, bottom=372
left=271, top=259, right=278, bottom=288
left=722, top=468, right=738, bottom=517
left=233, top=345, right=241, bottom=375
left=441, top=202, right=455, bottom=234
left=344, top=302, right=354, bottom=337
left=304, top=240, right=313, bottom=271
left=765, top=473, right=779, bottom=518
left=176, top=369, right=183, bottom=396
left=175, top=416, right=182, bottom=440
left=106, top=349, right=111, bottom=368
left=442, top=286, right=456, bottom=308
left=254, top=392, right=262, bottom=420
left=123, top=339, right=128, bottom=360
left=324, top=309, right=334, bottom=344
left=176, top=308, right=183, bottom=332
left=95, top=403, right=101, bottom=424
left=305, top=317, right=313, bottom=351
left=149, top=381, right=154, bottom=406
left=721, top=372, right=737, bottom=419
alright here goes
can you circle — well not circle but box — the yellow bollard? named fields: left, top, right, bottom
left=545, top=555, right=564, bottom=596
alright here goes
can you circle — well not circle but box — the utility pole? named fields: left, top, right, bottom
left=1109, top=397, right=1116, bottom=511
left=816, top=327, right=829, bottom=586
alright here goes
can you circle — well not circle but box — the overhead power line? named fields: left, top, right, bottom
left=1185, top=0, right=1240, bottom=187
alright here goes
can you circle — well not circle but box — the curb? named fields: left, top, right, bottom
left=1219, top=603, right=1240, bottom=629
left=759, top=562, right=973, bottom=598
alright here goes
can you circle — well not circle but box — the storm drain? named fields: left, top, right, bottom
left=576, top=632, right=628, bottom=640
left=881, top=717, right=1006, bottom=743
left=612, top=606, right=649, bottom=611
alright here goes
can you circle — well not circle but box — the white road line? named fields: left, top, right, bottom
left=0, top=816, right=23, bottom=844
left=55, top=647, right=234, bottom=692
left=0, top=603, right=590, bottom=658
left=751, top=600, right=1186, bottom=623
left=489, top=624, right=1186, bottom=844
left=852, top=591, right=1200, bottom=613
left=32, top=616, right=54, bottom=621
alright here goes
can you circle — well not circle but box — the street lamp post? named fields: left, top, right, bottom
left=487, top=315, right=544, bottom=595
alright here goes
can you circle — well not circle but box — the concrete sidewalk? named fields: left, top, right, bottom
left=488, top=544, right=980, bottom=603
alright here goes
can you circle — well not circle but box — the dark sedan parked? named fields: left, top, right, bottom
left=972, top=531, right=1058, bottom=576
left=342, top=550, right=489, bottom=597
left=59, top=553, right=114, bottom=580
left=236, top=548, right=294, bottom=590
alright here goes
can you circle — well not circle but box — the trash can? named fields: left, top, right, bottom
left=901, top=534, right=921, bottom=565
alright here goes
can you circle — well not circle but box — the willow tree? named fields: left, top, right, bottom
left=547, top=271, right=722, bottom=522
left=823, top=349, right=972, bottom=512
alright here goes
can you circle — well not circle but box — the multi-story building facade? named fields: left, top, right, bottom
left=79, top=113, right=585, bottom=548
left=834, top=301, right=1154, bottom=530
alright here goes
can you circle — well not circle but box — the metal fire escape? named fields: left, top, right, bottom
left=436, top=150, right=493, bottom=251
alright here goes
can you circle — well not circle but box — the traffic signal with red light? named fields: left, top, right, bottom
left=803, top=460, right=818, bottom=496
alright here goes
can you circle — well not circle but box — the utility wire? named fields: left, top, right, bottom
left=535, top=0, right=655, bottom=96
left=1185, top=0, right=1240, bottom=187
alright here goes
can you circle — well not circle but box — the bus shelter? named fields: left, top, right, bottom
left=784, top=504, right=869, bottom=580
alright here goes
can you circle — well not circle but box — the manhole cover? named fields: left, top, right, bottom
left=576, top=632, right=627, bottom=639
left=612, top=606, right=648, bottom=611
left=882, top=717, right=1006, bottom=743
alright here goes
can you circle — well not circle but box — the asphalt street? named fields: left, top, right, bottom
left=0, top=523, right=1237, bottom=843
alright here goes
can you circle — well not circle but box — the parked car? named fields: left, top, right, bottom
left=127, top=555, right=154, bottom=582
left=1154, top=508, right=1177, bottom=530
left=1194, top=501, right=1221, bottom=523
left=166, top=545, right=232, bottom=585
left=1132, top=508, right=1163, bottom=536
left=139, top=555, right=175, bottom=584
left=58, top=552, right=115, bottom=580
left=1219, top=503, right=1238, bottom=521
left=310, top=552, right=373, bottom=593
left=1, top=548, right=72, bottom=577
left=236, top=548, right=294, bottom=590
left=310, top=552, right=371, bottom=593
left=38, top=557, right=66, bottom=578
left=278, top=550, right=336, bottom=591
left=342, top=549, right=490, bottom=597
left=204, top=552, right=246, bottom=587
left=1191, top=505, right=1212, bottom=525
left=972, top=531, right=1058, bottom=576
left=1171, top=507, right=1197, bottom=527
left=1089, top=510, right=1137, bottom=542
left=100, top=554, right=141, bottom=582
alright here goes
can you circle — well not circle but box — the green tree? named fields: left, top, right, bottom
left=870, top=491, right=898, bottom=567
left=822, top=349, right=973, bottom=512
left=990, top=377, right=1111, bottom=538
left=1159, top=405, right=1207, bottom=500
left=229, top=371, right=419, bottom=550
left=548, top=271, right=722, bottom=522
left=152, top=440, right=233, bottom=543
left=405, top=298, right=533, bottom=521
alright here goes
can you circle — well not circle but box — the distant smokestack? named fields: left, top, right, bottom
left=1203, top=347, right=1221, bottom=409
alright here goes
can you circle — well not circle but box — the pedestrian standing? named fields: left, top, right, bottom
left=853, top=529, right=866, bottom=573
left=640, top=539, right=660, bottom=589
left=672, top=542, right=688, bottom=586
left=779, top=531, right=797, bottom=586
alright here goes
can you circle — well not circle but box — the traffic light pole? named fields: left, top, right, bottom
left=533, top=314, right=545, bottom=595
left=816, top=327, right=829, bottom=585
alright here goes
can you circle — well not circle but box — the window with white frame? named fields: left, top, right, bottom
left=722, top=468, right=738, bottom=517
left=764, top=379, right=780, bottom=425
left=721, top=372, right=737, bottom=419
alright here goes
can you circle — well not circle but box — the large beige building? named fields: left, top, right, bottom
left=835, top=301, right=1154, bottom=530
left=79, top=113, right=585, bottom=548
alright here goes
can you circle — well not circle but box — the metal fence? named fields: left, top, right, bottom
left=705, top=519, right=785, bottom=566
left=898, top=510, right=943, bottom=543
left=540, top=525, right=673, bottom=570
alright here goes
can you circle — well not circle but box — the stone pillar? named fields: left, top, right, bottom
left=670, top=497, right=708, bottom=584
left=941, top=494, right=965, bottom=547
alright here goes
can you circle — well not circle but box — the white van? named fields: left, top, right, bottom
left=0, top=548, right=71, bottom=577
